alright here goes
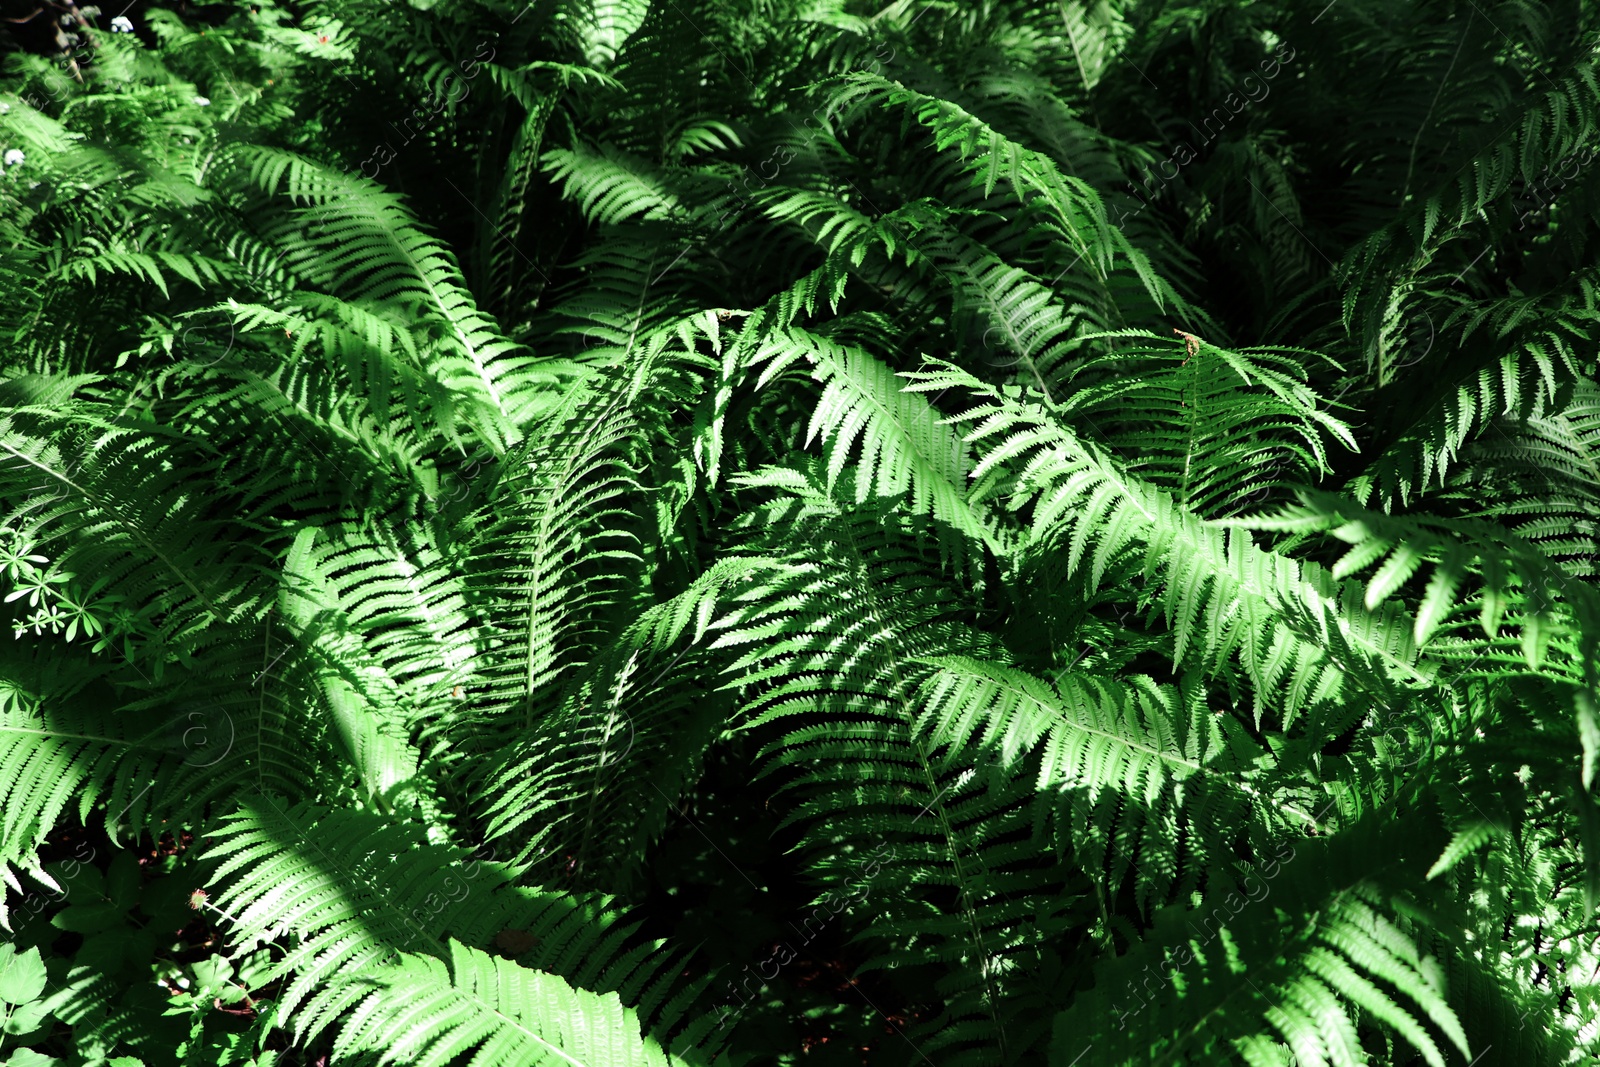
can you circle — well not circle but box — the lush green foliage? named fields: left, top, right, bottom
left=1, top=0, right=1599, bottom=1064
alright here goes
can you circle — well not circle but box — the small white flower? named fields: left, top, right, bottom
left=3, top=149, right=23, bottom=168
left=110, top=15, right=133, bottom=32
left=0, top=104, right=9, bottom=114
left=194, top=96, right=210, bottom=107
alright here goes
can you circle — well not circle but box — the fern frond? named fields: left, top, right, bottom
left=319, top=940, right=689, bottom=1067
left=912, top=655, right=1289, bottom=909
left=826, top=70, right=1187, bottom=322
left=1051, top=330, right=1357, bottom=517
left=232, top=146, right=545, bottom=447
left=1050, top=810, right=1472, bottom=1067
left=477, top=558, right=758, bottom=882
left=904, top=362, right=1428, bottom=731
left=205, top=799, right=695, bottom=1041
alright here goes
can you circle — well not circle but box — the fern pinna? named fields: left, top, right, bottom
left=1, top=0, right=1598, bottom=1064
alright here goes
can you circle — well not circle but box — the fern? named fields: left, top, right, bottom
left=4, top=0, right=1600, bottom=1063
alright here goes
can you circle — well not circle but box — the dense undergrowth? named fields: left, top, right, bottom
left=2, top=0, right=1600, bottom=1064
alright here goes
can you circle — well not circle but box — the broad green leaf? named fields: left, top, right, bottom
left=0, top=946, right=47, bottom=1005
